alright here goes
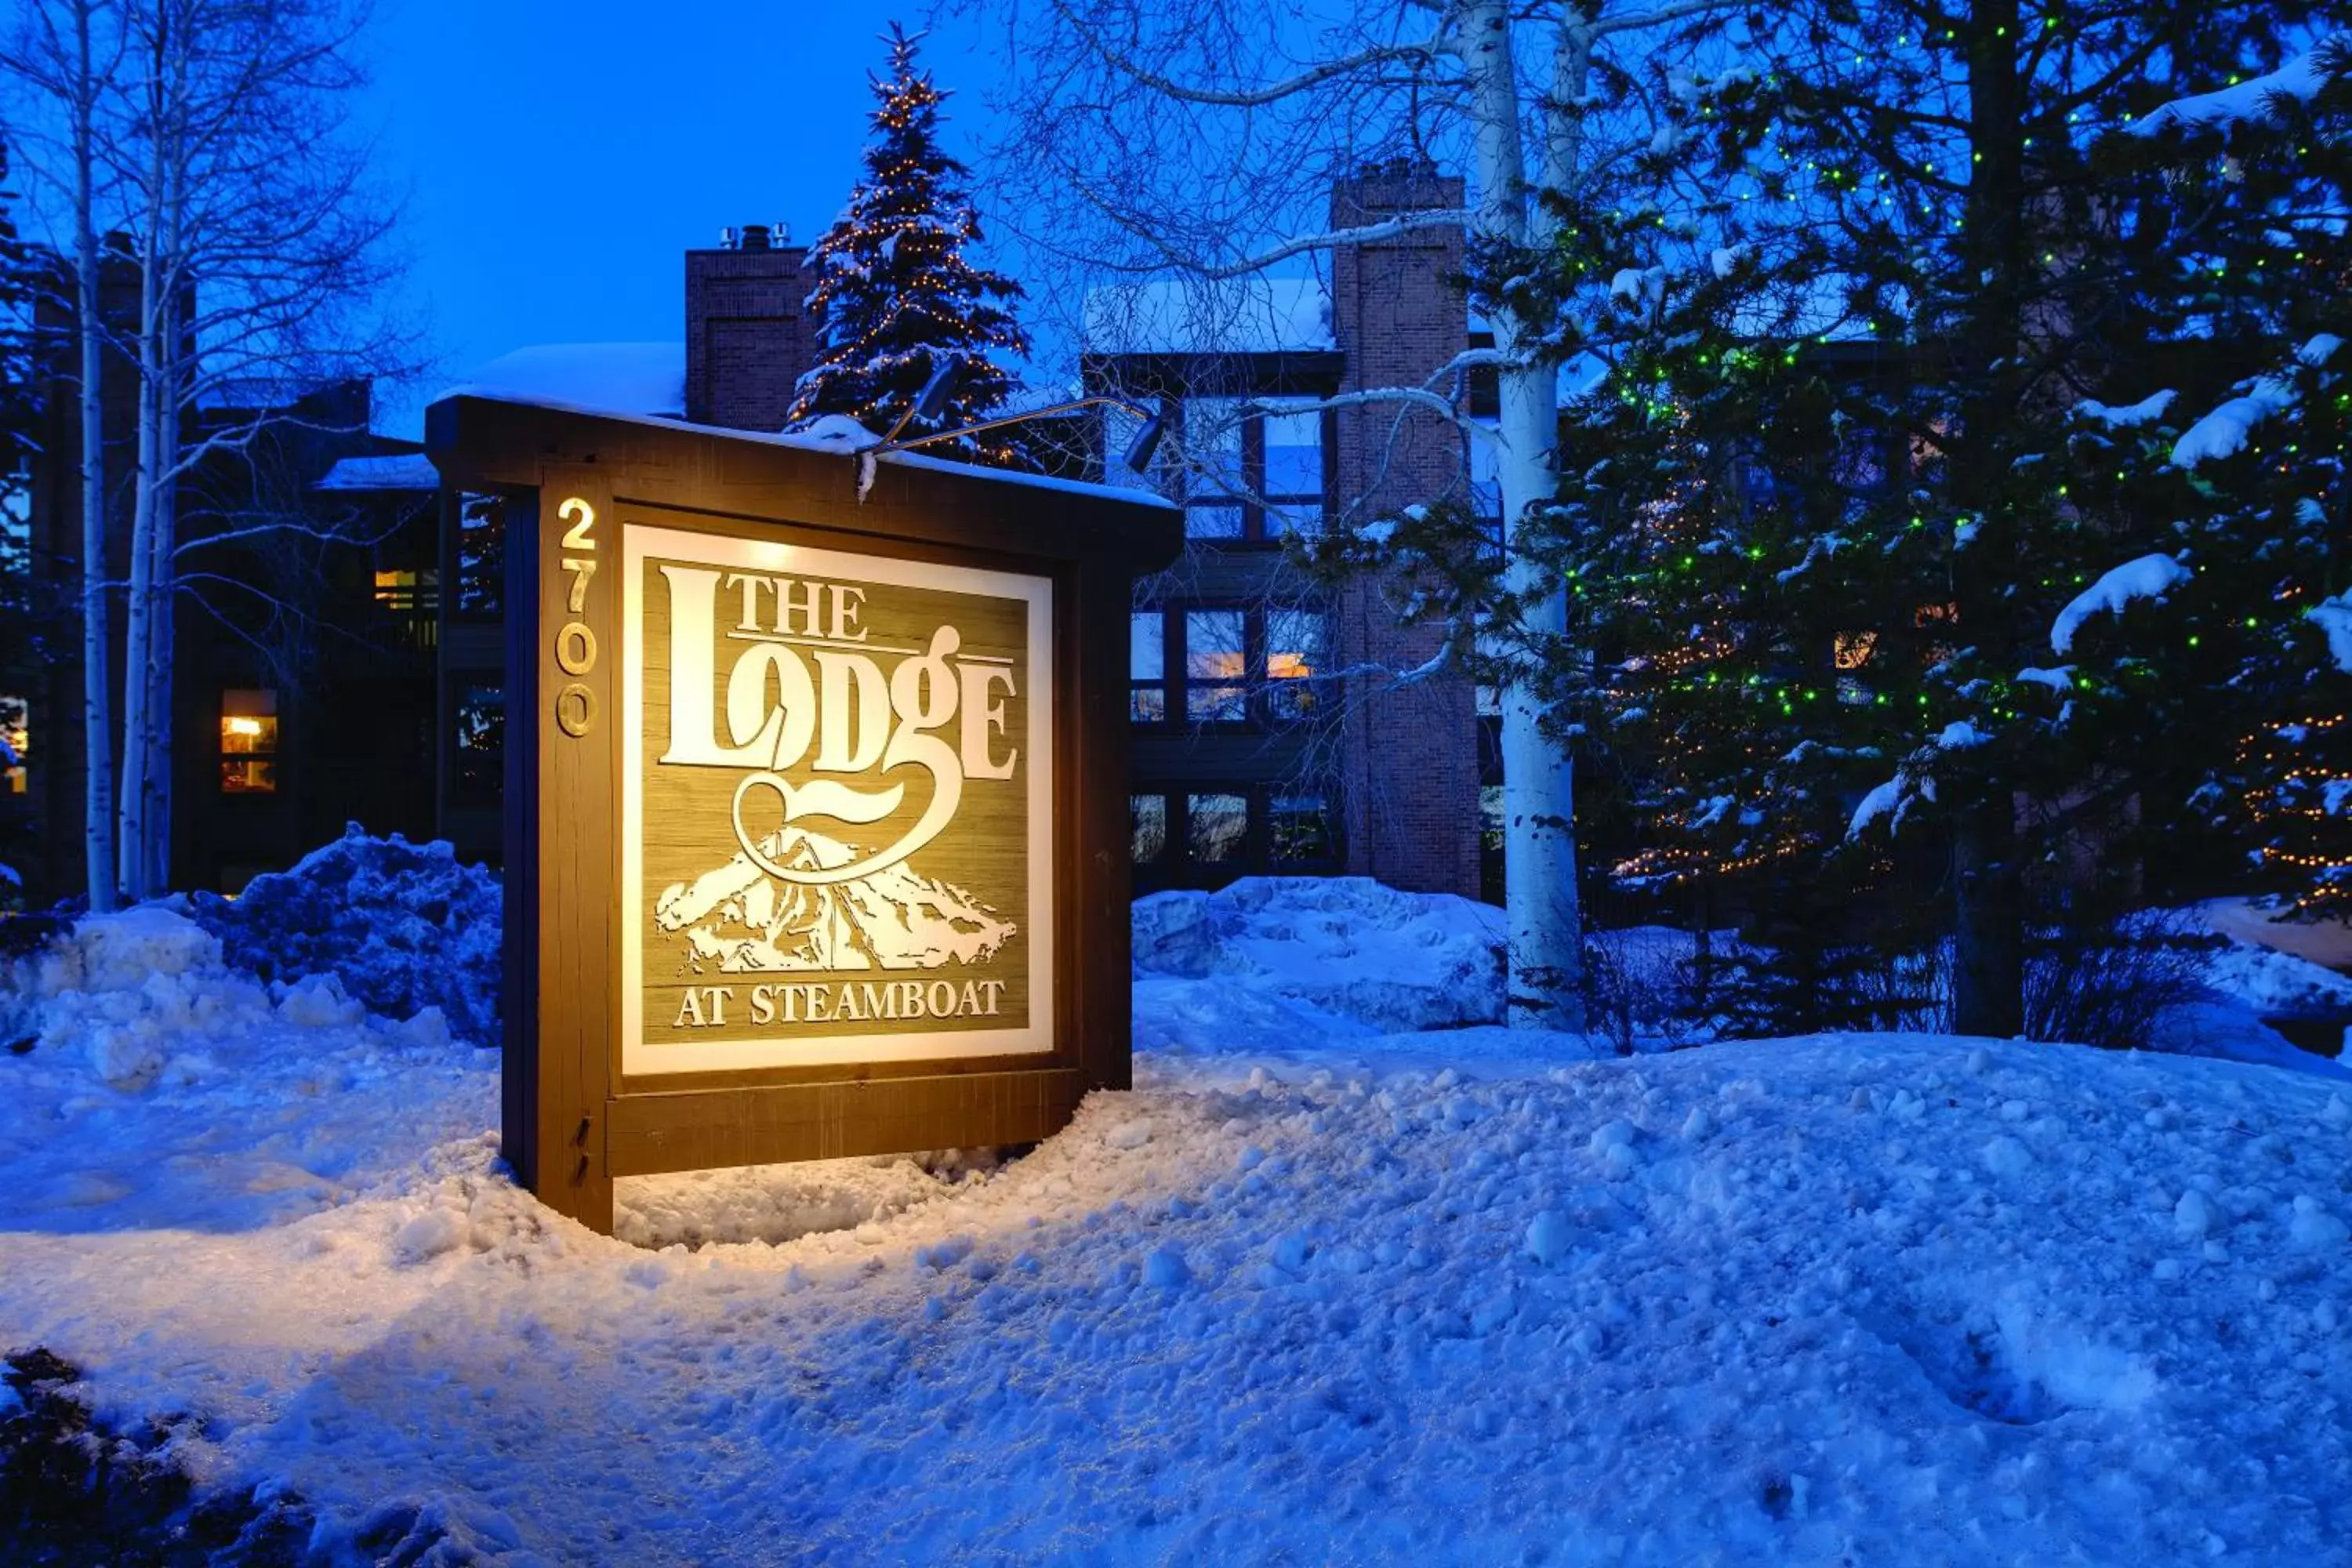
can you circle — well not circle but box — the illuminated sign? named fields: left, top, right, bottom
left=429, top=394, right=1177, bottom=1233
left=619, top=528, right=1052, bottom=1072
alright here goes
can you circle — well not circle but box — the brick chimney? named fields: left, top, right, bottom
left=1327, top=163, right=1481, bottom=899
left=686, top=223, right=817, bottom=430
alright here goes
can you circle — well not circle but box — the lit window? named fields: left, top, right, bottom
left=1266, top=607, right=1327, bottom=721
left=1187, top=793, right=1248, bottom=863
left=1181, top=398, right=1246, bottom=538
left=0, top=694, right=25, bottom=794
left=1131, top=612, right=1167, bottom=723
left=1131, top=795, right=1167, bottom=863
left=220, top=689, right=278, bottom=793
left=1270, top=793, right=1334, bottom=862
left=374, top=570, right=420, bottom=612
left=1834, top=631, right=1878, bottom=670
left=1185, top=610, right=1247, bottom=721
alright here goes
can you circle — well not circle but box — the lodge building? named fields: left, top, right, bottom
left=11, top=175, right=1496, bottom=905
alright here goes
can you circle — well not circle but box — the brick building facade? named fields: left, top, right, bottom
left=14, top=248, right=439, bottom=901
left=1087, top=169, right=1488, bottom=898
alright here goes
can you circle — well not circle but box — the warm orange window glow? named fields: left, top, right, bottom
left=221, top=689, right=279, bottom=793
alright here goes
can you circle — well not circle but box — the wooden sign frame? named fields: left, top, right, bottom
left=426, top=396, right=1179, bottom=1232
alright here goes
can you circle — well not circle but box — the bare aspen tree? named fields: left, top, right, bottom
left=0, top=0, right=125, bottom=909
left=5, top=0, right=413, bottom=900
left=967, top=0, right=1730, bottom=1026
left=107, top=0, right=411, bottom=898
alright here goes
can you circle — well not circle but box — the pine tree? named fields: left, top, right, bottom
left=786, top=24, right=1034, bottom=466
left=1523, top=2, right=2340, bottom=1036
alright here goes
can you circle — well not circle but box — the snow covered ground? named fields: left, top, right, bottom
left=5, top=877, right=2352, bottom=1563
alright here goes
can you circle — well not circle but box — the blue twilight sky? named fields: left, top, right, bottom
left=358, top=0, right=1007, bottom=437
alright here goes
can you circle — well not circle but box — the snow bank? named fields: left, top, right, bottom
left=1132, top=877, right=1504, bottom=1033
left=0, top=906, right=492, bottom=1232
left=2050, top=553, right=2190, bottom=654
left=9, top=1025, right=2352, bottom=1563
left=187, top=826, right=503, bottom=1044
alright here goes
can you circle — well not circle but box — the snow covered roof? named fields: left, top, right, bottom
left=439, top=394, right=1177, bottom=511
left=445, top=342, right=687, bottom=419
left=313, top=453, right=440, bottom=492
left=1082, top=277, right=1334, bottom=356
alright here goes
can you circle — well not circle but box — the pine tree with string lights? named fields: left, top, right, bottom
left=786, top=23, right=1034, bottom=466
left=1519, top=1, right=2346, bottom=1036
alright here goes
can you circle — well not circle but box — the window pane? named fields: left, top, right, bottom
left=455, top=683, right=505, bottom=797
left=1264, top=400, right=1323, bottom=535
left=221, top=689, right=278, bottom=757
left=1270, top=794, right=1334, bottom=862
left=456, top=494, right=504, bottom=616
left=0, top=694, right=27, bottom=763
left=1183, top=397, right=1247, bottom=536
left=1185, top=610, right=1247, bottom=722
left=1470, top=426, right=1504, bottom=526
left=1131, top=795, right=1167, bottom=863
left=1267, top=607, right=1326, bottom=720
left=222, top=688, right=280, bottom=795
left=1131, top=684, right=1166, bottom=723
left=1187, top=793, right=1248, bottom=864
left=1131, top=612, right=1164, bottom=680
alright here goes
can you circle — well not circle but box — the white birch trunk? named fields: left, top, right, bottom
left=118, top=208, right=158, bottom=899
left=71, top=0, right=115, bottom=911
left=143, top=318, right=177, bottom=894
left=1461, top=0, right=1582, bottom=1026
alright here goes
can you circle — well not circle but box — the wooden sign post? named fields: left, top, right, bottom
left=426, top=396, right=1179, bottom=1232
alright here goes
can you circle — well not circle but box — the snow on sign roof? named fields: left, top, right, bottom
left=1082, top=277, right=1333, bottom=356
left=313, top=453, right=440, bottom=492
left=445, top=341, right=687, bottom=419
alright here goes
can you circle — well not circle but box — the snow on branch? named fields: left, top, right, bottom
left=2310, top=594, right=2352, bottom=676
left=2050, top=554, right=2190, bottom=655
left=2170, top=377, right=2297, bottom=468
left=2132, top=41, right=2341, bottom=134
left=1190, top=209, right=1478, bottom=278
left=2072, top=390, right=2176, bottom=429
left=1243, top=386, right=1504, bottom=443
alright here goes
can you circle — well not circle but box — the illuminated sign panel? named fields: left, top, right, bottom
left=428, top=394, right=1177, bottom=1234
left=619, top=526, right=1053, bottom=1073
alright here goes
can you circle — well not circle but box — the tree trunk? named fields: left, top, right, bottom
left=1461, top=0, right=1583, bottom=1028
left=1951, top=812, right=2027, bottom=1038
left=118, top=234, right=158, bottom=900
left=143, top=341, right=176, bottom=894
left=72, top=0, right=114, bottom=912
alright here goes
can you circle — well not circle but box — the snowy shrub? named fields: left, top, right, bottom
left=0, top=1348, right=314, bottom=1562
left=2024, top=910, right=2213, bottom=1051
left=186, top=825, right=502, bottom=1044
left=1579, top=925, right=1716, bottom=1053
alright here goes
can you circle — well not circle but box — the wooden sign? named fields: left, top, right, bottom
left=425, top=396, right=1179, bottom=1232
